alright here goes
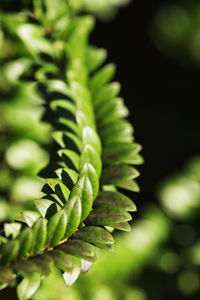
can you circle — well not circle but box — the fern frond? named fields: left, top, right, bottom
left=0, top=4, right=142, bottom=298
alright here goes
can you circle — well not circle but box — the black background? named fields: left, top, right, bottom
left=2, top=0, right=200, bottom=299
left=90, top=0, right=200, bottom=212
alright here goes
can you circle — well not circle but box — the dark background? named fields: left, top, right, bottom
left=2, top=0, right=200, bottom=299
left=91, top=0, right=200, bottom=211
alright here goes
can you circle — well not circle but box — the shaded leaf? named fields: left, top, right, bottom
left=101, top=164, right=140, bottom=187
left=74, top=226, right=114, bottom=252
left=103, top=142, right=142, bottom=165
left=0, top=240, right=20, bottom=264
left=59, top=239, right=96, bottom=263
left=96, top=97, right=129, bottom=127
left=49, top=250, right=80, bottom=273
left=100, top=120, right=134, bottom=145
left=94, top=191, right=136, bottom=212
left=30, top=254, right=53, bottom=276
left=86, top=207, right=132, bottom=226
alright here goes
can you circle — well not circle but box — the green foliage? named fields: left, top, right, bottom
left=0, top=0, right=141, bottom=298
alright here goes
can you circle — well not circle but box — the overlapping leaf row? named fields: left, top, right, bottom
left=0, top=16, right=142, bottom=291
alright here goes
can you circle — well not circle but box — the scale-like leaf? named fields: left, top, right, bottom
left=94, top=191, right=137, bottom=212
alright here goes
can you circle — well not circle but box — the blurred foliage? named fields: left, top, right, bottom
left=151, top=1, right=200, bottom=67
left=0, top=61, right=51, bottom=220
left=31, top=157, right=200, bottom=300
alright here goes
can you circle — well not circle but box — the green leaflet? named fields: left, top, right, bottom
left=110, top=222, right=131, bottom=232
left=80, top=145, right=102, bottom=178
left=93, top=82, right=121, bottom=107
left=69, top=176, right=93, bottom=221
left=59, top=239, right=97, bottom=263
left=73, top=226, right=114, bottom=252
left=89, top=63, right=116, bottom=92
left=82, top=126, right=102, bottom=156
left=46, top=210, right=67, bottom=247
left=64, top=196, right=82, bottom=238
left=94, top=191, right=137, bottom=212
left=17, top=272, right=41, bottom=300
left=99, top=120, right=134, bottom=144
left=80, top=162, right=99, bottom=199
left=103, top=142, right=142, bottom=165
left=96, top=97, right=129, bottom=127
left=101, top=165, right=140, bottom=191
left=86, top=206, right=132, bottom=226
left=31, top=218, right=47, bottom=255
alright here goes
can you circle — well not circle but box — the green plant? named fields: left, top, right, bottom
left=0, top=1, right=142, bottom=299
